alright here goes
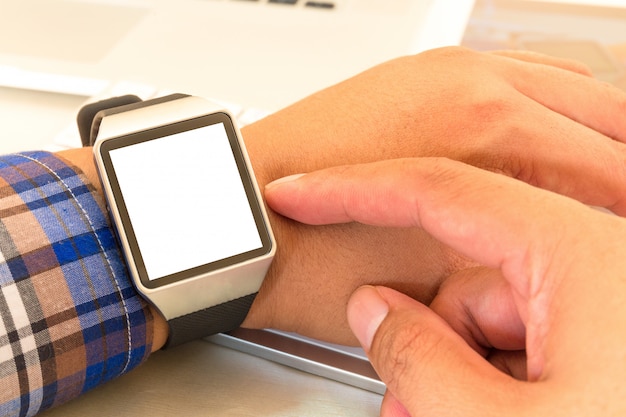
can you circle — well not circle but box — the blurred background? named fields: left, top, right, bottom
left=1, top=0, right=624, bottom=153
left=463, top=0, right=626, bottom=89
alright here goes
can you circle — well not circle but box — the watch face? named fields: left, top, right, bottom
left=97, top=112, right=272, bottom=289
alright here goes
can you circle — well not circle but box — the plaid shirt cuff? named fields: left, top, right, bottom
left=0, top=151, right=153, bottom=417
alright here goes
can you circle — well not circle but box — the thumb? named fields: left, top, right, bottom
left=347, top=286, right=524, bottom=416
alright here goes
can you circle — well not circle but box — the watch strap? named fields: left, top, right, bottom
left=165, top=293, right=258, bottom=348
left=77, top=94, right=141, bottom=146
left=77, top=94, right=190, bottom=146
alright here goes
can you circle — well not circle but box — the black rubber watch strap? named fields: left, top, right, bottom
left=77, top=95, right=142, bottom=146
left=77, top=93, right=189, bottom=146
left=164, top=293, right=258, bottom=349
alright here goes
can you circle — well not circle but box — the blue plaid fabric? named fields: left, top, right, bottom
left=0, top=152, right=152, bottom=417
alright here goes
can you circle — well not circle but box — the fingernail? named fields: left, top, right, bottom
left=347, top=286, right=389, bottom=351
left=265, top=173, right=306, bottom=190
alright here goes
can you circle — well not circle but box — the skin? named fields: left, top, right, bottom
left=263, top=157, right=626, bottom=416
left=57, top=46, right=626, bottom=351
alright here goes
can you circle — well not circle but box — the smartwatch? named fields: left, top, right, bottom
left=90, top=94, right=276, bottom=348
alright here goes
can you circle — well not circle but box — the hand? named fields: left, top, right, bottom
left=264, top=158, right=626, bottom=416
left=244, top=47, right=626, bottom=344
left=61, top=46, right=626, bottom=346
left=249, top=46, right=626, bottom=213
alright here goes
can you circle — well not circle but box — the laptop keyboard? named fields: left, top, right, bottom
left=213, top=0, right=337, bottom=10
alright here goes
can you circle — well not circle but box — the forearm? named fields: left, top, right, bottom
left=238, top=113, right=469, bottom=342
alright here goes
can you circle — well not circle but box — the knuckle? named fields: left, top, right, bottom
left=467, top=93, right=517, bottom=125
left=420, top=45, right=475, bottom=62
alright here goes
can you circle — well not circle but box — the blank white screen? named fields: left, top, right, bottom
left=109, top=123, right=262, bottom=280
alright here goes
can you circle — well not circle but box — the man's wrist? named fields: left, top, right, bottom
left=56, top=117, right=289, bottom=343
left=57, top=148, right=102, bottom=194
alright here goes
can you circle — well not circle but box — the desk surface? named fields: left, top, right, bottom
left=40, top=340, right=383, bottom=417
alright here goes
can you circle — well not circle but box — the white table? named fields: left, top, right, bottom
left=40, top=340, right=383, bottom=417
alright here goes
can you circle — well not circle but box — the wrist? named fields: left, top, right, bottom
left=57, top=110, right=278, bottom=348
left=57, top=147, right=102, bottom=194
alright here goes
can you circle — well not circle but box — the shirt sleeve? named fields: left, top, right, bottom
left=0, top=151, right=153, bottom=417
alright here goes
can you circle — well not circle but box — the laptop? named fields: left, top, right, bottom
left=0, top=0, right=475, bottom=111
left=0, top=0, right=476, bottom=394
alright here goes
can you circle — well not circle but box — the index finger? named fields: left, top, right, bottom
left=265, top=158, right=623, bottom=298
